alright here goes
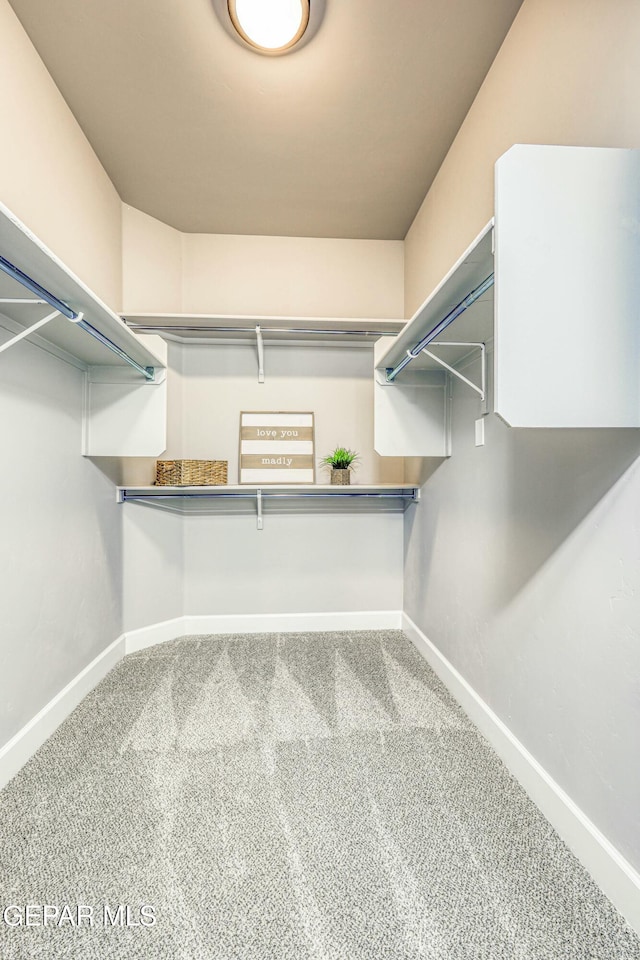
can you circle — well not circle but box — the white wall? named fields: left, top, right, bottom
left=122, top=205, right=182, bottom=314
left=123, top=505, right=403, bottom=629
left=180, top=233, right=403, bottom=318
left=185, top=511, right=403, bottom=616
left=0, top=0, right=123, bottom=308
left=122, top=205, right=404, bottom=319
left=405, top=354, right=640, bottom=869
left=168, top=341, right=403, bottom=484
left=122, top=340, right=405, bottom=628
left=0, top=327, right=123, bottom=746
left=404, top=0, right=640, bottom=314
left=119, top=205, right=407, bottom=489
left=403, top=0, right=640, bottom=874
left=122, top=505, right=183, bottom=633
left=0, top=0, right=127, bottom=755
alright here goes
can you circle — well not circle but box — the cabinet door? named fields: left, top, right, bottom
left=495, top=144, right=640, bottom=427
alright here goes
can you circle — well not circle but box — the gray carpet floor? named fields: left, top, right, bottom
left=1, top=630, right=639, bottom=959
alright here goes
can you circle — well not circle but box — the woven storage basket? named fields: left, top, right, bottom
left=155, top=460, right=228, bottom=486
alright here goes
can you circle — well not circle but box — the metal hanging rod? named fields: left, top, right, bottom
left=0, top=255, right=77, bottom=319
left=75, top=318, right=154, bottom=380
left=0, top=255, right=155, bottom=380
left=121, top=491, right=418, bottom=501
left=385, top=273, right=495, bottom=383
left=126, top=321, right=398, bottom=383
left=126, top=323, right=400, bottom=338
left=120, top=487, right=419, bottom=528
left=121, top=487, right=419, bottom=530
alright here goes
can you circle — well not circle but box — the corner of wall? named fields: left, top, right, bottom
left=121, top=204, right=183, bottom=313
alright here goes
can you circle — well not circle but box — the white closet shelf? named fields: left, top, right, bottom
left=373, top=220, right=494, bottom=457
left=376, top=220, right=494, bottom=378
left=117, top=483, right=419, bottom=519
left=0, top=202, right=165, bottom=372
left=121, top=313, right=405, bottom=344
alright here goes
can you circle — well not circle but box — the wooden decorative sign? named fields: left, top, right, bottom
left=239, top=412, right=315, bottom=484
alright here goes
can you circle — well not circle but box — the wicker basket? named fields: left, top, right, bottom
left=155, top=460, right=228, bottom=486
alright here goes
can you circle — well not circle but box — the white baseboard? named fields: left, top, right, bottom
left=0, top=635, right=125, bottom=791
left=402, top=612, right=640, bottom=936
left=125, top=610, right=402, bottom=654
left=123, top=616, right=186, bottom=653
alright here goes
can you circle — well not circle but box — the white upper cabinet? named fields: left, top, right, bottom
left=494, top=144, right=640, bottom=428
left=375, top=144, right=640, bottom=456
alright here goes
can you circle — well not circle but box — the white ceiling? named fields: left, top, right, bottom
left=9, top=0, right=523, bottom=239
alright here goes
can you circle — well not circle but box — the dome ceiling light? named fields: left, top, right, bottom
left=228, top=0, right=310, bottom=54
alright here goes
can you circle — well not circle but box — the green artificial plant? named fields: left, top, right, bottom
left=320, top=447, right=360, bottom=471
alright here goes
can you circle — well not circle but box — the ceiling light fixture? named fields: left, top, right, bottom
left=228, top=0, right=310, bottom=54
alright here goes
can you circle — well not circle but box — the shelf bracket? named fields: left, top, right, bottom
left=256, top=488, right=264, bottom=530
left=0, top=308, right=62, bottom=356
left=256, top=324, right=264, bottom=383
left=421, top=341, right=488, bottom=413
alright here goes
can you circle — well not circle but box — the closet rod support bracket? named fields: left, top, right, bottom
left=256, top=324, right=264, bottom=383
left=421, top=341, right=487, bottom=412
left=0, top=308, right=61, bottom=356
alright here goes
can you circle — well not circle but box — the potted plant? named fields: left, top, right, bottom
left=320, top=446, right=360, bottom=485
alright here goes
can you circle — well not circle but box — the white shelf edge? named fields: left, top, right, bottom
left=121, top=312, right=405, bottom=326
left=117, top=483, right=420, bottom=513
left=0, top=201, right=166, bottom=371
left=118, top=483, right=419, bottom=495
left=376, top=218, right=495, bottom=373
left=120, top=313, right=405, bottom=345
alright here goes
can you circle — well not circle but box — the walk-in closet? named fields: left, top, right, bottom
left=1, top=1, right=640, bottom=957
